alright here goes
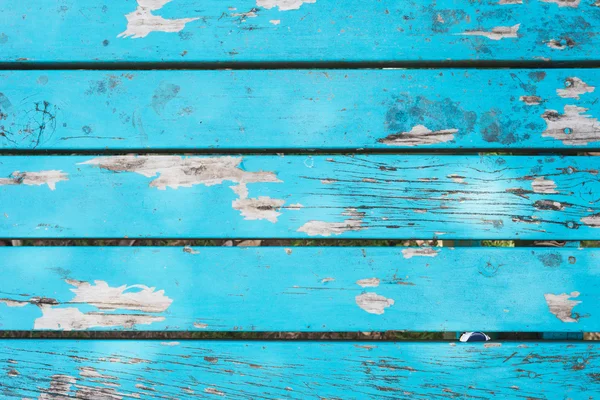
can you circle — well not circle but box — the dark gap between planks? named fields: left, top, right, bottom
left=0, top=331, right=557, bottom=341
left=0, top=149, right=599, bottom=156
left=1, top=239, right=598, bottom=247
left=5, top=60, right=600, bottom=70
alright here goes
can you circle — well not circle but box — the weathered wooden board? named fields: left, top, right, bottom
left=0, top=155, right=599, bottom=239
left=2, top=69, right=600, bottom=150
left=0, top=340, right=598, bottom=399
left=1, top=1, right=600, bottom=63
left=0, top=247, right=597, bottom=332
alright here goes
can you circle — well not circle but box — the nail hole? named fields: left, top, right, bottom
left=564, top=127, right=572, bottom=134
left=566, top=221, right=579, bottom=229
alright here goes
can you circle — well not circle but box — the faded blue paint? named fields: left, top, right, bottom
left=0, top=155, right=599, bottom=239
left=0, top=247, right=597, bottom=332
left=1, top=1, right=600, bottom=63
left=1, top=69, right=600, bottom=150
left=0, top=340, right=597, bottom=398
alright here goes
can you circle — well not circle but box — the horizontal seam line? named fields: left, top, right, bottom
left=4, top=60, right=600, bottom=71
left=0, top=150, right=598, bottom=155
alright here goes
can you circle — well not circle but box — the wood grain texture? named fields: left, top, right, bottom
left=0, top=155, right=599, bottom=239
left=0, top=340, right=598, bottom=399
left=2, top=69, right=600, bottom=150
left=0, top=247, right=598, bottom=332
left=1, top=1, right=600, bottom=63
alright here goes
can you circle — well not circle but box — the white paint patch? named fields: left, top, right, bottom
left=546, top=39, right=570, bottom=50
left=67, top=279, right=172, bottom=313
left=356, top=278, right=380, bottom=288
left=16, top=278, right=174, bottom=331
left=232, top=196, right=285, bottom=223
left=79, top=367, right=117, bottom=380
left=581, top=214, right=600, bottom=227
left=297, top=208, right=365, bottom=237
left=321, top=179, right=337, bottom=184
left=231, top=10, right=258, bottom=21
left=402, top=247, right=440, bottom=259
left=160, top=341, right=180, bottom=346
left=40, top=370, right=130, bottom=399
left=73, top=386, right=126, bottom=399
left=0, top=299, right=29, bottom=307
left=354, top=344, right=377, bottom=349
left=118, top=0, right=199, bottom=39
left=205, top=387, right=225, bottom=396
left=458, top=24, right=520, bottom=40
left=447, top=174, right=466, bottom=184
left=257, top=0, right=316, bottom=11
left=194, top=322, right=208, bottom=329
left=379, top=125, right=457, bottom=146
left=557, top=77, right=595, bottom=99
left=81, top=156, right=283, bottom=222
left=541, top=0, right=580, bottom=7
left=81, top=156, right=285, bottom=222
left=34, top=305, right=165, bottom=330
left=39, top=374, right=76, bottom=400
left=531, top=177, right=558, bottom=194
left=321, top=277, right=335, bottom=283
left=81, top=156, right=280, bottom=191
left=484, top=343, right=502, bottom=348
left=288, top=203, right=303, bottom=210
left=183, top=246, right=200, bottom=254
left=270, top=19, right=281, bottom=25
left=519, top=96, right=542, bottom=105
left=541, top=105, right=600, bottom=145
left=498, top=0, right=522, bottom=3
left=544, top=291, right=581, bottom=322
left=355, top=293, right=395, bottom=315
left=0, top=170, right=68, bottom=190
left=285, top=248, right=293, bottom=255
left=535, top=200, right=565, bottom=211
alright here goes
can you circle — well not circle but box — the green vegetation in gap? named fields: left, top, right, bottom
left=482, top=241, right=515, bottom=247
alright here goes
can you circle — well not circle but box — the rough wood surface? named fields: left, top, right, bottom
left=1, top=1, right=600, bottom=63
left=2, top=69, right=600, bottom=150
left=0, top=155, right=599, bottom=239
left=0, top=340, right=598, bottom=399
left=0, top=247, right=598, bottom=332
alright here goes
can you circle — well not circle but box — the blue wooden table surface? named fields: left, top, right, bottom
left=1, top=1, right=599, bottom=398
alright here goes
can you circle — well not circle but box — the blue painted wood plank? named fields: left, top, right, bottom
left=0, top=155, right=599, bottom=239
left=0, top=340, right=597, bottom=399
left=0, top=247, right=597, bottom=332
left=2, top=69, right=600, bottom=150
left=1, top=1, right=600, bottom=63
